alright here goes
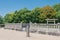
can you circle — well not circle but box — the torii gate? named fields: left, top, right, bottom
left=45, top=19, right=58, bottom=34
left=45, top=19, right=58, bottom=24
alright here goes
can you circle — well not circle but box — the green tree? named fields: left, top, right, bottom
left=56, top=11, right=60, bottom=22
left=0, top=15, right=4, bottom=24
left=40, top=6, right=56, bottom=18
left=4, top=12, right=14, bottom=23
left=53, top=4, right=60, bottom=23
left=11, top=11, right=20, bottom=23
left=13, top=8, right=31, bottom=23
left=53, top=3, right=60, bottom=12
left=38, top=6, right=56, bottom=23
left=30, top=7, right=40, bottom=23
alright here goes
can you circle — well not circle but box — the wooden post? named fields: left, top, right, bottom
left=26, top=24, right=30, bottom=37
left=47, top=20, right=48, bottom=24
left=54, top=20, right=55, bottom=24
left=46, top=20, right=48, bottom=34
left=58, top=23, right=59, bottom=33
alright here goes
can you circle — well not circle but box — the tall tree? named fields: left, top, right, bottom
left=53, top=3, right=60, bottom=12
left=56, top=11, right=60, bottom=22
left=30, top=7, right=40, bottom=23
left=38, top=6, right=56, bottom=23
left=0, top=15, right=3, bottom=24
left=40, top=6, right=56, bottom=19
left=13, top=8, right=31, bottom=23
left=53, top=4, right=60, bottom=23
left=4, top=12, right=14, bottom=23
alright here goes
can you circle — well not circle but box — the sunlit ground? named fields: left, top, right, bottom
left=0, top=28, right=60, bottom=40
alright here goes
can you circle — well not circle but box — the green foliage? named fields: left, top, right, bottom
left=16, top=8, right=31, bottom=23
left=0, top=15, right=4, bottom=24
left=4, top=8, right=31, bottom=23
left=53, top=3, right=60, bottom=23
left=53, top=3, right=60, bottom=12
left=30, top=7, right=40, bottom=23
left=38, top=6, right=56, bottom=23
left=40, top=6, right=56, bottom=19
left=56, top=11, right=60, bottom=22
left=3, top=3, right=60, bottom=23
left=4, top=12, right=14, bottom=23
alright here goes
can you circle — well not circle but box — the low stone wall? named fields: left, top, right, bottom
left=4, top=23, right=22, bottom=31
left=30, top=23, right=60, bottom=36
left=4, top=23, right=60, bottom=36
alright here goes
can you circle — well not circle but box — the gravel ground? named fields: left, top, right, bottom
left=0, top=28, right=60, bottom=40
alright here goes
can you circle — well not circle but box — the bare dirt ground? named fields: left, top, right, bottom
left=0, top=28, right=60, bottom=40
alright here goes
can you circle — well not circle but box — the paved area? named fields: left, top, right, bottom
left=0, top=28, right=60, bottom=40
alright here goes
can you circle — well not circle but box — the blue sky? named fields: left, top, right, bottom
left=0, top=0, right=60, bottom=16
